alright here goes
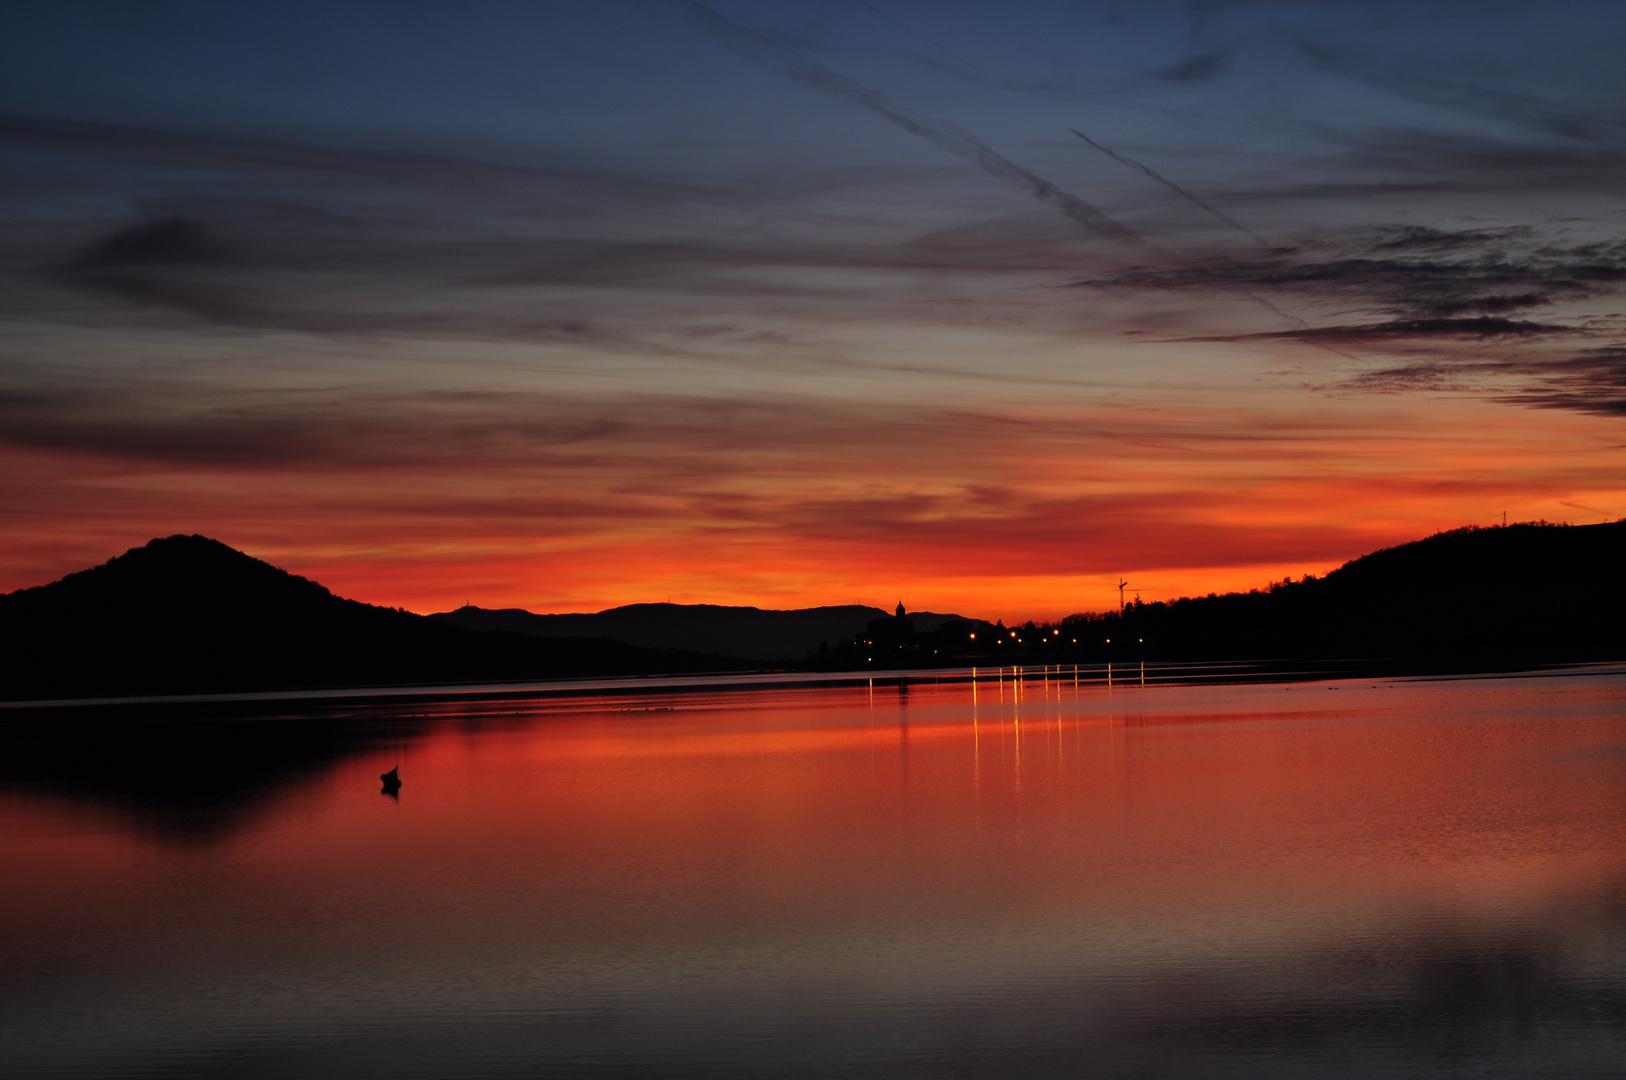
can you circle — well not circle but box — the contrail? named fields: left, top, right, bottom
left=1064, top=130, right=1341, bottom=348
left=662, top=2, right=1140, bottom=244
left=1069, top=128, right=1269, bottom=246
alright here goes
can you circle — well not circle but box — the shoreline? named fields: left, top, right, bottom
left=5, top=658, right=1626, bottom=719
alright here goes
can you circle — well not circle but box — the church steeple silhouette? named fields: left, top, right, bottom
left=865, top=600, right=916, bottom=652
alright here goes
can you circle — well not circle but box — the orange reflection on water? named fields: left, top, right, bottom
left=280, top=675, right=1626, bottom=937
left=3, top=672, right=1626, bottom=1076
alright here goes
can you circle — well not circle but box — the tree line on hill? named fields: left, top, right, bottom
left=0, top=535, right=753, bottom=702
left=815, top=522, right=1626, bottom=673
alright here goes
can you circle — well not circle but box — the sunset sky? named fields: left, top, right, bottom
left=3, top=1, right=1625, bottom=620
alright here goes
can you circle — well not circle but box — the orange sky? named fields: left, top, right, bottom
left=5, top=383, right=1621, bottom=621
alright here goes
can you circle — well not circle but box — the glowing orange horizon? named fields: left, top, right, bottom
left=5, top=392, right=1621, bottom=623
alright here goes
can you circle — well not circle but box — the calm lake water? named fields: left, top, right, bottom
left=3, top=668, right=1626, bottom=1078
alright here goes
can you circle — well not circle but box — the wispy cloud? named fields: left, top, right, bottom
left=1294, top=31, right=1626, bottom=143
left=1076, top=223, right=1626, bottom=413
left=1085, top=228, right=1626, bottom=318
left=1197, top=317, right=1576, bottom=345
left=1157, top=48, right=1231, bottom=83
left=1347, top=346, right=1626, bottom=418
left=0, top=113, right=729, bottom=199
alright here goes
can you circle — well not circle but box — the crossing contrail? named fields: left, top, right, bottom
left=662, top=1, right=1141, bottom=244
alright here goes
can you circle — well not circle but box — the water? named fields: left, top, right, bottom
left=3, top=669, right=1626, bottom=1078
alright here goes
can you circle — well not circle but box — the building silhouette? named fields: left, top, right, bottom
left=862, top=602, right=915, bottom=651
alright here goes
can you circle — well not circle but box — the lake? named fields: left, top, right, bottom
left=3, top=667, right=1625, bottom=1078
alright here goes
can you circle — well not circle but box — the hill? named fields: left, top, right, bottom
left=0, top=536, right=746, bottom=702
left=431, top=602, right=987, bottom=660
left=1052, top=521, right=1626, bottom=669
left=7, top=523, right=1619, bottom=701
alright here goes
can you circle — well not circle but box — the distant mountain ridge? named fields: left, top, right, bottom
left=0, top=536, right=746, bottom=702
left=431, top=603, right=989, bottom=661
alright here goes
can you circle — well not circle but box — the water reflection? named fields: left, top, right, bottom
left=1, top=672, right=1625, bottom=1077
left=0, top=713, right=400, bottom=841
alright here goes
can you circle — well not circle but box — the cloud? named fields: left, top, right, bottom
left=5, top=114, right=877, bottom=347
left=1076, top=224, right=1626, bottom=414
left=1294, top=30, right=1626, bottom=143
left=1348, top=346, right=1626, bottom=417
left=1364, top=225, right=1536, bottom=254
left=47, top=212, right=620, bottom=340
left=0, top=113, right=731, bottom=202
left=1, top=109, right=1144, bottom=351
left=1507, top=347, right=1626, bottom=415
left=33, top=203, right=1626, bottom=420
left=1199, top=316, right=1574, bottom=345
left=1085, top=227, right=1626, bottom=318
left=1157, top=48, right=1231, bottom=82
left=1085, top=227, right=1626, bottom=322
left=69, top=217, right=225, bottom=269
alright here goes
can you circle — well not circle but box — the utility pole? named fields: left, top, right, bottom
left=1118, top=578, right=1128, bottom=613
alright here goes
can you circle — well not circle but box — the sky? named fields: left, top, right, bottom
left=3, top=0, right=1625, bottom=620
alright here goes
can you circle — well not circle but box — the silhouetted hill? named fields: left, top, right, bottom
left=0, top=536, right=746, bottom=701
left=9, top=524, right=1617, bottom=701
left=431, top=602, right=986, bottom=660
left=1056, top=522, right=1626, bottom=669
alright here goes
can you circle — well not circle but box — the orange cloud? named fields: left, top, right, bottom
left=4, top=387, right=1621, bottom=622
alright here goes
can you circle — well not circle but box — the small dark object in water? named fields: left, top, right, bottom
left=380, top=766, right=401, bottom=792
